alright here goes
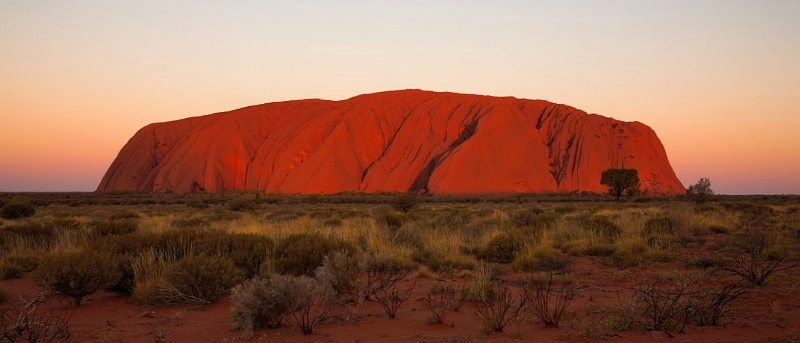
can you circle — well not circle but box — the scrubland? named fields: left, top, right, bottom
left=1, top=192, right=799, bottom=342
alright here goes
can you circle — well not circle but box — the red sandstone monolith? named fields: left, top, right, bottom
left=97, top=90, right=684, bottom=195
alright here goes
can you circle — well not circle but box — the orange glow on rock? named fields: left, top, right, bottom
left=97, top=90, right=684, bottom=195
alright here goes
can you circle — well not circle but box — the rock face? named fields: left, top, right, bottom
left=97, top=90, right=684, bottom=195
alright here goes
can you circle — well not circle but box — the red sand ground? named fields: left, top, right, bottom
left=4, top=256, right=798, bottom=342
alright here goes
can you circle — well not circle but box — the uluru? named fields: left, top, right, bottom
left=97, top=90, right=684, bottom=195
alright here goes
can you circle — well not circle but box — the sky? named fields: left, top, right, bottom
left=1, top=0, right=798, bottom=194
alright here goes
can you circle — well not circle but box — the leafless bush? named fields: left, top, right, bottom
left=473, top=282, right=527, bottom=333
left=631, top=271, right=749, bottom=336
left=632, top=281, right=692, bottom=337
left=423, top=284, right=458, bottom=324
left=724, top=227, right=797, bottom=286
left=283, top=275, right=332, bottom=335
left=315, top=252, right=360, bottom=303
left=524, top=273, right=575, bottom=327
left=374, top=280, right=416, bottom=318
left=1, top=293, right=71, bottom=342
left=230, top=277, right=289, bottom=337
left=689, top=276, right=749, bottom=326
left=359, top=252, right=411, bottom=302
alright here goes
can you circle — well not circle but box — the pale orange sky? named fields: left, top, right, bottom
left=1, top=1, right=798, bottom=194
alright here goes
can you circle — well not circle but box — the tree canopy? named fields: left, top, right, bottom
left=600, top=168, right=641, bottom=201
left=687, top=177, right=714, bottom=202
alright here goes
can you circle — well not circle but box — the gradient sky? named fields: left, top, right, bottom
left=1, top=1, right=798, bottom=194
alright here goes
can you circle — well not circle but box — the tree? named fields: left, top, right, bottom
left=687, top=178, right=714, bottom=203
left=390, top=192, right=420, bottom=213
left=600, top=168, right=640, bottom=201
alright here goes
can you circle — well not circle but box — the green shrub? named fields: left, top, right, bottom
left=228, top=199, right=259, bottom=212
left=425, top=254, right=476, bottom=273
left=379, top=211, right=405, bottom=231
left=610, top=252, right=644, bottom=268
left=162, top=254, right=244, bottom=304
left=480, top=234, right=523, bottom=263
left=391, top=192, right=420, bottom=213
left=554, top=206, right=578, bottom=215
left=186, top=199, right=210, bottom=209
left=390, top=223, right=425, bottom=250
left=1, top=222, right=54, bottom=244
left=4, top=252, right=40, bottom=272
left=511, top=247, right=567, bottom=272
left=587, top=216, right=622, bottom=241
left=0, top=284, right=8, bottom=304
left=93, top=219, right=138, bottom=236
left=91, top=231, right=161, bottom=256
left=34, top=249, right=121, bottom=305
left=322, top=218, right=343, bottom=227
left=229, top=233, right=274, bottom=278
left=0, top=202, right=36, bottom=219
left=577, top=244, right=616, bottom=257
left=644, top=217, right=675, bottom=249
left=687, top=256, right=727, bottom=269
left=537, top=253, right=573, bottom=271
left=274, top=233, right=356, bottom=276
left=0, top=260, right=24, bottom=280
left=107, top=211, right=140, bottom=221
left=511, top=209, right=550, bottom=228
left=171, top=218, right=210, bottom=229
left=644, top=217, right=674, bottom=236
left=100, top=229, right=273, bottom=281
left=92, top=232, right=161, bottom=294
left=109, top=254, right=136, bottom=295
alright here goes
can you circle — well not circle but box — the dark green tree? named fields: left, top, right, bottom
left=600, top=168, right=641, bottom=201
left=686, top=178, right=714, bottom=203
left=390, top=192, right=420, bottom=213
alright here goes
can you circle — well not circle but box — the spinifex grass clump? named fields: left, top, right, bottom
left=92, top=219, right=138, bottom=236
left=132, top=252, right=244, bottom=305
left=462, top=263, right=496, bottom=302
left=480, top=233, right=524, bottom=263
left=0, top=260, right=23, bottom=280
left=274, top=233, right=356, bottom=276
